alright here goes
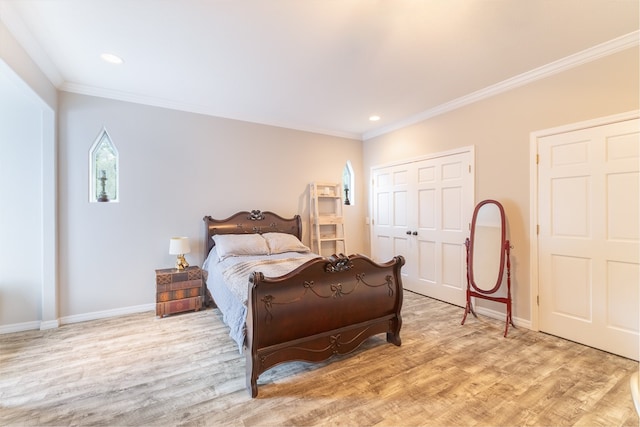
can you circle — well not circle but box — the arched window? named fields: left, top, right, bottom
left=89, top=128, right=119, bottom=202
left=342, top=160, right=354, bottom=205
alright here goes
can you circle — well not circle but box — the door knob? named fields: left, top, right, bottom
left=412, top=231, right=418, bottom=236
left=406, top=231, right=412, bottom=235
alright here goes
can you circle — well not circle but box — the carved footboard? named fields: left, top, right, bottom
left=245, top=253, right=405, bottom=397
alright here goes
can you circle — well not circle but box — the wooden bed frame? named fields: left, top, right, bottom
left=203, top=210, right=405, bottom=397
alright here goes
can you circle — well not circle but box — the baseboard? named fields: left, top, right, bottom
left=474, top=306, right=532, bottom=330
left=40, top=319, right=60, bottom=330
left=0, top=303, right=155, bottom=334
left=0, top=320, right=42, bottom=334
left=60, top=303, right=155, bottom=325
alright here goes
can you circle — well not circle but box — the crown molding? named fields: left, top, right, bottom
left=5, top=0, right=636, bottom=143
left=0, top=2, right=63, bottom=87
left=363, top=30, right=640, bottom=141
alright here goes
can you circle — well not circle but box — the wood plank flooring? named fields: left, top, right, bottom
left=1, top=291, right=638, bottom=426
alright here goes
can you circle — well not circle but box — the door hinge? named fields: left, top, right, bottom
left=537, top=295, right=540, bottom=306
left=536, top=154, right=539, bottom=165
left=536, top=224, right=540, bottom=235
left=468, top=164, right=471, bottom=173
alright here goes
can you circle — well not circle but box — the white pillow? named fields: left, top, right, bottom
left=212, top=234, right=269, bottom=260
left=263, top=232, right=310, bottom=254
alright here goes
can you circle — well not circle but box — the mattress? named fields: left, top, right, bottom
left=203, top=248, right=317, bottom=352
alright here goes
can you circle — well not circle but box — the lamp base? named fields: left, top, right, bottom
left=175, top=254, right=189, bottom=270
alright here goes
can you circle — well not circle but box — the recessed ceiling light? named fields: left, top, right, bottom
left=100, top=53, right=124, bottom=64
left=369, top=115, right=381, bottom=122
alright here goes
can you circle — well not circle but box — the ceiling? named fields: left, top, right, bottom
left=1, top=1, right=638, bottom=140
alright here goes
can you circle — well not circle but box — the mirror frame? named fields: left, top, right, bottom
left=468, top=199, right=506, bottom=294
left=461, top=199, right=514, bottom=337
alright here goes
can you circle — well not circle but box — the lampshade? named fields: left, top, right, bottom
left=169, top=237, right=190, bottom=255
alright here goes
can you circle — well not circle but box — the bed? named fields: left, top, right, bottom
left=202, top=210, right=405, bottom=397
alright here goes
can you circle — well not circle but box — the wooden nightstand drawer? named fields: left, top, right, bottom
left=157, top=286, right=201, bottom=302
left=156, top=266, right=202, bottom=284
left=156, top=296, right=202, bottom=317
left=156, top=279, right=202, bottom=293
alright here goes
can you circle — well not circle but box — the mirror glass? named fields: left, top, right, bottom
left=470, top=200, right=505, bottom=293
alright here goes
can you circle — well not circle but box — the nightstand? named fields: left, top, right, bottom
left=155, top=266, right=204, bottom=317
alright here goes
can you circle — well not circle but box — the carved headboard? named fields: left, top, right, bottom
left=203, top=210, right=303, bottom=260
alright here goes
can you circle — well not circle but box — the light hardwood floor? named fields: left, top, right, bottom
left=1, top=291, right=638, bottom=426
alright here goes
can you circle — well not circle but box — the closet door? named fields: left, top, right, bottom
left=370, top=163, right=414, bottom=287
left=537, top=118, right=639, bottom=360
left=371, top=149, right=473, bottom=307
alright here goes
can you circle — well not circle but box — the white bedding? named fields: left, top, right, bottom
left=203, top=247, right=318, bottom=352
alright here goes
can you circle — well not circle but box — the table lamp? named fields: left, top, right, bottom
left=169, top=237, right=190, bottom=270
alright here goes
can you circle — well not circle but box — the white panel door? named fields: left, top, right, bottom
left=538, top=118, right=639, bottom=360
left=372, top=150, right=473, bottom=306
left=371, top=163, right=413, bottom=287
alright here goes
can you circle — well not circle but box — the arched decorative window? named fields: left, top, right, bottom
left=342, top=160, right=354, bottom=205
left=89, top=128, right=119, bottom=203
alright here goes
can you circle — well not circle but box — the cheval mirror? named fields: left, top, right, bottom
left=461, top=199, right=514, bottom=337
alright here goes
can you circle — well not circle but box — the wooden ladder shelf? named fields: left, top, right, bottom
left=309, top=182, right=348, bottom=256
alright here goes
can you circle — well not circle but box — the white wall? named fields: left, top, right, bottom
left=363, top=47, right=639, bottom=323
left=0, top=68, right=42, bottom=326
left=0, top=17, right=57, bottom=331
left=57, top=92, right=364, bottom=319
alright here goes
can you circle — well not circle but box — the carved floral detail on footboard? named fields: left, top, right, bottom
left=259, top=272, right=395, bottom=323
left=324, top=254, right=353, bottom=272
left=258, top=328, right=375, bottom=368
left=329, top=334, right=341, bottom=354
